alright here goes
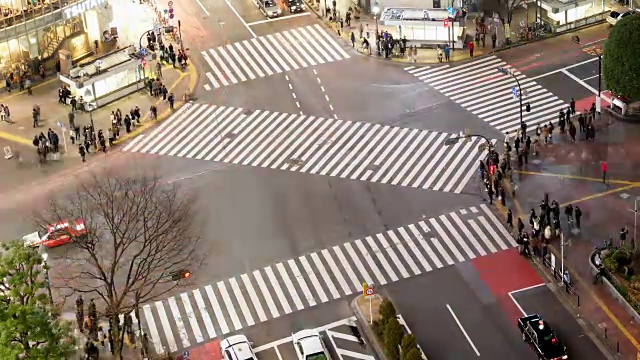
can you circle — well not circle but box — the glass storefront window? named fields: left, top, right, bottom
left=0, top=41, right=9, bottom=69
left=7, top=38, right=20, bottom=62
left=27, top=31, right=37, bottom=57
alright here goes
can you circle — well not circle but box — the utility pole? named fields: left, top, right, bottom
left=497, top=67, right=525, bottom=130
left=628, top=197, right=639, bottom=246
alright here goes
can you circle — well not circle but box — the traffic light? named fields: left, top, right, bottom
left=525, top=102, right=531, bottom=112
left=171, top=269, right=191, bottom=281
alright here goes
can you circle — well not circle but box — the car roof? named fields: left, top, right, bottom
left=221, top=335, right=254, bottom=360
left=293, top=330, right=323, bottom=354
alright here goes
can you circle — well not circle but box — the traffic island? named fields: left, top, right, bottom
left=351, top=294, right=426, bottom=360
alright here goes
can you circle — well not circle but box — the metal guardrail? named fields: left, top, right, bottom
left=534, top=251, right=624, bottom=358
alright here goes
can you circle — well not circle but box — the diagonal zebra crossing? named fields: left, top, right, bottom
left=201, top=24, right=350, bottom=91
left=139, top=204, right=517, bottom=355
left=123, top=104, right=489, bottom=194
left=405, top=56, right=567, bottom=134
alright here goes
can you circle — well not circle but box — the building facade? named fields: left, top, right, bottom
left=0, top=0, right=113, bottom=76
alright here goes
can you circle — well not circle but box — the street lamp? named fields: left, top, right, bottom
left=38, top=247, right=54, bottom=305
left=585, top=47, right=603, bottom=113
left=497, top=66, right=525, bottom=132
left=627, top=196, right=639, bottom=246
left=372, top=2, right=380, bottom=41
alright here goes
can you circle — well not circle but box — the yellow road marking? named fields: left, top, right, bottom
left=507, top=184, right=640, bottom=350
left=514, top=170, right=636, bottom=185
left=559, top=184, right=638, bottom=207
left=114, top=70, right=192, bottom=145
left=0, top=131, right=32, bottom=146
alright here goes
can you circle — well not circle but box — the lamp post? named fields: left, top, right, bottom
left=372, top=2, right=380, bottom=55
left=38, top=246, right=54, bottom=305
left=497, top=66, right=525, bottom=131
left=585, top=47, right=603, bottom=113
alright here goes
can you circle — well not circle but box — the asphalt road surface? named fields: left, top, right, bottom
left=0, top=1, right=615, bottom=358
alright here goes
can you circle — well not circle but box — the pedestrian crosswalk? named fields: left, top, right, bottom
left=405, top=56, right=567, bottom=135
left=122, top=103, right=488, bottom=194
left=138, top=204, right=517, bottom=355
left=201, top=24, right=350, bottom=90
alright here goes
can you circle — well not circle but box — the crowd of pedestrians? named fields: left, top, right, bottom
left=76, top=296, right=150, bottom=359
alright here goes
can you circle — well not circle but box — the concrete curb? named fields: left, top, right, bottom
left=603, top=107, right=640, bottom=124
left=589, top=250, right=640, bottom=325
left=350, top=294, right=388, bottom=360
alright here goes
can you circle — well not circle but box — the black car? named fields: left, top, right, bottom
left=518, top=314, right=568, bottom=360
left=286, top=0, right=305, bottom=13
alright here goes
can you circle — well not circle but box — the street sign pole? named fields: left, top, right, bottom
left=628, top=198, right=638, bottom=246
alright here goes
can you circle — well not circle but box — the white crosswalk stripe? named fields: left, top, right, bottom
left=201, top=24, right=350, bottom=90
left=123, top=104, right=486, bottom=194
left=406, top=56, right=567, bottom=134
left=138, top=204, right=517, bottom=355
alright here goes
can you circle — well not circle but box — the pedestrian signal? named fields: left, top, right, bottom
left=489, top=165, right=496, bottom=175
left=171, top=269, right=191, bottom=281
left=525, top=103, right=531, bottom=112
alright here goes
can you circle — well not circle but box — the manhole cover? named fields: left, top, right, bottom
left=287, top=158, right=304, bottom=167
left=531, top=159, right=542, bottom=165
left=620, top=193, right=631, bottom=199
left=223, top=133, right=237, bottom=140
left=365, top=164, right=379, bottom=172
left=571, top=228, right=581, bottom=235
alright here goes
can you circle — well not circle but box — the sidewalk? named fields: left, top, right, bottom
left=0, top=62, right=197, bottom=200
left=302, top=0, right=538, bottom=64
left=496, top=122, right=640, bottom=359
left=60, top=311, right=144, bottom=359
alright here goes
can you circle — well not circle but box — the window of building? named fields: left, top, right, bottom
left=27, top=31, right=38, bottom=58
left=0, top=41, right=10, bottom=69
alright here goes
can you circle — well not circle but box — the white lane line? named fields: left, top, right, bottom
left=561, top=69, right=611, bottom=103
left=194, top=0, right=210, bottom=16
left=180, top=293, right=204, bottom=343
left=217, top=281, right=243, bottom=331
left=223, top=0, right=256, bottom=38
left=508, top=284, right=546, bottom=316
left=446, top=304, right=480, bottom=356
left=246, top=12, right=311, bottom=26
left=530, top=57, right=598, bottom=80
left=582, top=74, right=599, bottom=81
left=205, top=285, right=229, bottom=334
left=241, top=273, right=268, bottom=322
left=193, top=289, right=216, bottom=339
left=253, top=270, right=280, bottom=318
left=143, top=305, right=164, bottom=354
left=230, top=277, right=255, bottom=326
left=167, top=298, right=189, bottom=349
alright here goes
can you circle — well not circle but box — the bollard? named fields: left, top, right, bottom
left=617, top=341, right=620, bottom=353
left=605, top=327, right=608, bottom=338
left=577, top=295, right=580, bottom=307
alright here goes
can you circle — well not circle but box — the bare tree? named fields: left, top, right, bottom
left=505, top=0, right=525, bottom=25
left=35, top=170, right=205, bottom=358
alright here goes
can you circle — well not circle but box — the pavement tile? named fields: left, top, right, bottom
left=0, top=63, right=198, bottom=209
left=499, top=133, right=640, bottom=359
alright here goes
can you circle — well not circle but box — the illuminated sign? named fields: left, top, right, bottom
left=63, top=0, right=106, bottom=19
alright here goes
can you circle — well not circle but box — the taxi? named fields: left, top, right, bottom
left=22, top=219, right=88, bottom=248
left=518, top=314, right=568, bottom=360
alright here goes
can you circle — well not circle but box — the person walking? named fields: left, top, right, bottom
left=468, top=41, right=474, bottom=57
left=574, top=206, right=582, bottom=229
left=601, top=161, right=607, bottom=184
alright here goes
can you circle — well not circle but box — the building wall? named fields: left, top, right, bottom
left=0, top=0, right=115, bottom=74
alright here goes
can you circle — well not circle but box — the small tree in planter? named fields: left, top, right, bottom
left=384, top=316, right=404, bottom=360
left=403, top=348, right=423, bottom=360
left=401, top=334, right=419, bottom=360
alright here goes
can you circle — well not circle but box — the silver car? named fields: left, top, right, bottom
left=259, top=0, right=281, bottom=18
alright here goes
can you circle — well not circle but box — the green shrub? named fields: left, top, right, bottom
left=401, top=334, right=419, bottom=360
left=371, top=320, right=383, bottom=342
left=403, top=348, right=423, bottom=360
left=380, top=298, right=397, bottom=326
left=384, top=317, right=403, bottom=360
